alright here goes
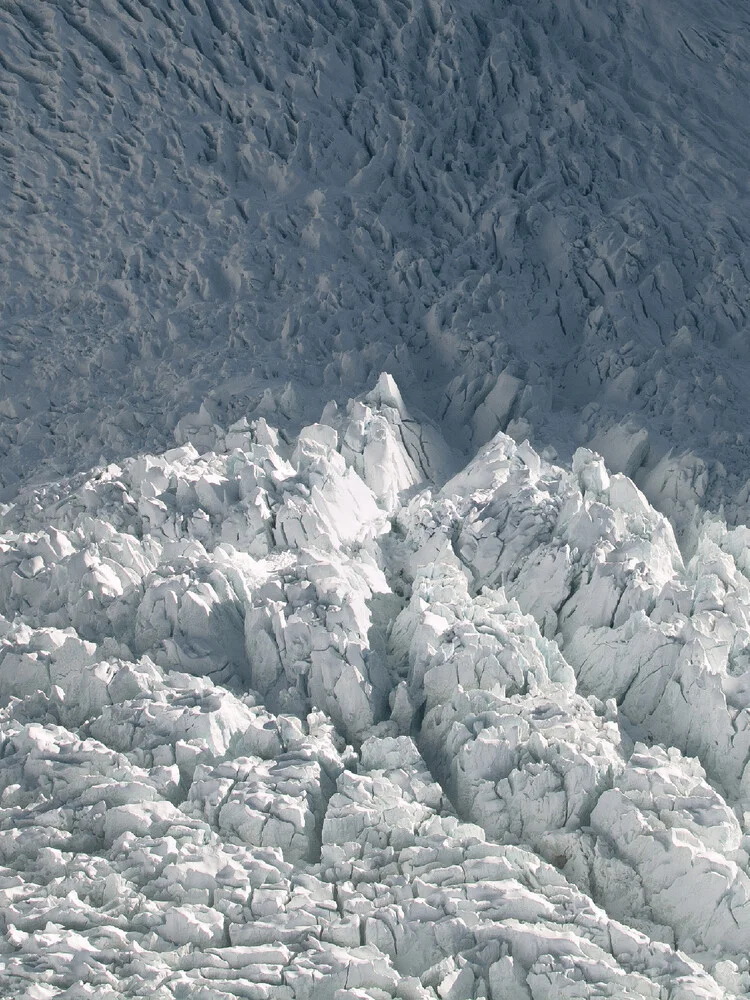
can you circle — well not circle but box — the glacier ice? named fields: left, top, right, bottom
left=1, top=377, right=750, bottom=997
left=4, top=0, right=750, bottom=993
left=4, top=0, right=750, bottom=541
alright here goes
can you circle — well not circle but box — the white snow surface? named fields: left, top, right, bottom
left=1, top=377, right=750, bottom=997
left=4, top=0, right=750, bottom=996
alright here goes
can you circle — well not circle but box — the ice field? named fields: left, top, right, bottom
left=3, top=0, right=750, bottom=997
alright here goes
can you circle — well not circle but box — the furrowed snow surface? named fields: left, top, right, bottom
left=3, top=0, right=750, bottom=533
left=3, top=0, right=750, bottom=997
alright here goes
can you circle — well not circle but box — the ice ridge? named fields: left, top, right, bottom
left=1, top=377, right=750, bottom=998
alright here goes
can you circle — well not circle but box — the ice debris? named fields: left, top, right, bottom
left=0, top=377, right=749, bottom=997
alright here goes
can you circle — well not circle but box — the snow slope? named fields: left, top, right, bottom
left=3, top=0, right=750, bottom=530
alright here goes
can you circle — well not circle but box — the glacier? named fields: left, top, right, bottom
left=3, top=0, right=750, bottom=996
left=2, top=376, right=750, bottom=997
left=2, top=0, right=750, bottom=534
